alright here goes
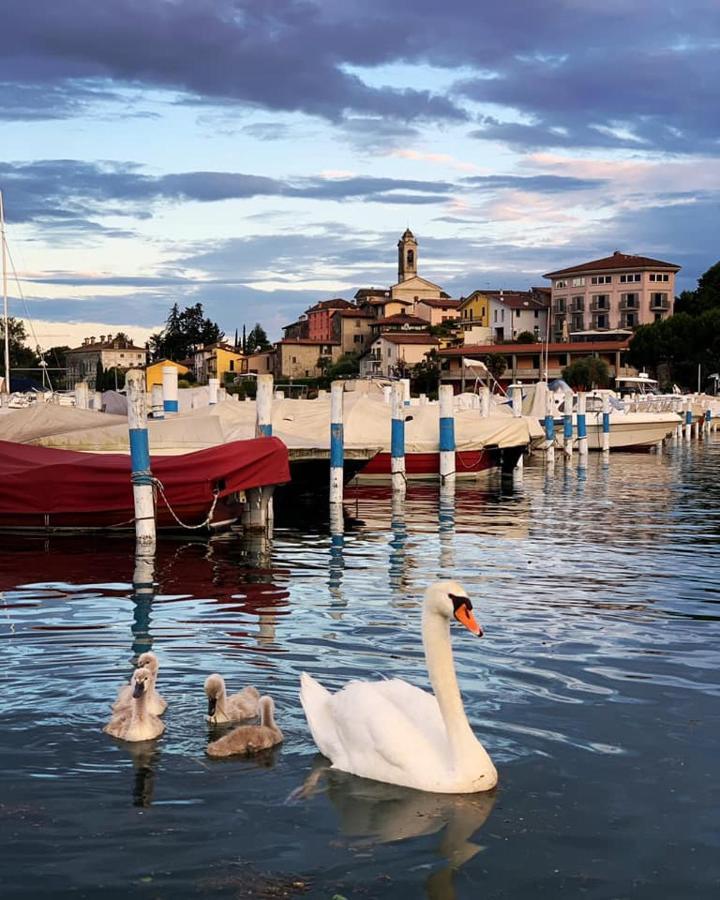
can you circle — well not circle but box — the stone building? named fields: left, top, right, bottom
left=66, top=334, right=147, bottom=387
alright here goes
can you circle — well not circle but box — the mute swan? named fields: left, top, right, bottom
left=300, top=580, right=497, bottom=794
left=206, top=696, right=283, bottom=757
left=204, top=674, right=260, bottom=724
left=104, top=666, right=165, bottom=742
left=112, top=651, right=167, bottom=717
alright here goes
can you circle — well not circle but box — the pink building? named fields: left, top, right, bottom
left=544, top=251, right=680, bottom=341
left=305, top=298, right=355, bottom=341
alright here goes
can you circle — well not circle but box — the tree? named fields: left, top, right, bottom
left=0, top=317, right=40, bottom=371
left=562, top=356, right=610, bottom=390
left=515, top=331, right=536, bottom=343
left=44, top=344, right=71, bottom=389
left=326, top=353, right=360, bottom=379
left=148, top=302, right=224, bottom=362
left=410, top=350, right=440, bottom=396
left=245, top=323, right=271, bottom=354
left=95, top=359, right=104, bottom=390
left=483, top=353, right=507, bottom=380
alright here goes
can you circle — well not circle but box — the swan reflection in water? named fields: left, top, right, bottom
left=107, top=739, right=161, bottom=808
left=293, top=757, right=496, bottom=900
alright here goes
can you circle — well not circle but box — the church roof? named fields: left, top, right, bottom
left=400, top=228, right=415, bottom=240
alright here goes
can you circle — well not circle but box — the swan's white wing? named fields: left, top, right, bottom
left=370, top=679, right=447, bottom=749
left=300, top=672, right=342, bottom=761
left=327, top=680, right=449, bottom=788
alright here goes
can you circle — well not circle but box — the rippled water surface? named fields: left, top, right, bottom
left=2, top=441, right=720, bottom=899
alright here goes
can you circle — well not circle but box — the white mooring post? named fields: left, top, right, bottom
left=391, top=381, right=406, bottom=494
left=577, top=391, right=588, bottom=459
left=126, top=369, right=156, bottom=552
left=330, top=380, right=344, bottom=506
left=151, top=383, right=164, bottom=419
left=75, top=381, right=89, bottom=409
left=208, top=377, right=219, bottom=405
left=438, top=383, right=456, bottom=484
left=162, top=366, right=178, bottom=416
left=544, top=386, right=555, bottom=465
left=93, top=390, right=103, bottom=412
left=563, top=386, right=574, bottom=460
left=256, top=374, right=274, bottom=437
left=383, top=385, right=392, bottom=405
left=511, top=384, right=524, bottom=472
left=602, top=393, right=611, bottom=455
left=401, top=378, right=411, bottom=406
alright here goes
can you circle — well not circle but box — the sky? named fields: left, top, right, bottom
left=1, top=0, right=718, bottom=350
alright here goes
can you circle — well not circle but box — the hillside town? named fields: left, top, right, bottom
left=64, top=229, right=680, bottom=392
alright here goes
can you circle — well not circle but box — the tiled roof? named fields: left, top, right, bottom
left=355, top=288, right=389, bottom=299
left=484, top=291, right=550, bottom=310
left=377, top=333, right=440, bottom=345
left=307, top=298, right=355, bottom=312
left=544, top=252, right=680, bottom=278
left=439, top=339, right=630, bottom=357
left=366, top=297, right=413, bottom=306
left=69, top=341, right=146, bottom=353
left=373, top=312, right=428, bottom=327
left=414, top=297, right=461, bottom=309
left=276, top=339, right=340, bottom=346
left=332, top=309, right=374, bottom=319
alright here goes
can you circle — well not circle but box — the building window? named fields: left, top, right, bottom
left=649, top=273, right=670, bottom=282
left=229, top=360, right=234, bottom=371
left=292, top=356, right=297, bottom=364
left=591, top=275, right=612, bottom=285
left=353, top=334, right=363, bottom=343
left=596, top=314, right=608, bottom=328
left=621, top=293, right=638, bottom=308
left=620, top=273, right=641, bottom=283
left=555, top=279, right=567, bottom=288
left=534, top=310, right=539, bottom=318
left=572, top=277, right=585, bottom=286
left=654, top=313, right=662, bottom=322
left=515, top=309, right=520, bottom=318
left=592, top=294, right=609, bottom=310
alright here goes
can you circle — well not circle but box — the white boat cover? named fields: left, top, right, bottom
left=0, top=405, right=127, bottom=443
left=27, top=393, right=536, bottom=454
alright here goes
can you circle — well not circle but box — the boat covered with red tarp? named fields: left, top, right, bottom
left=0, top=437, right=289, bottom=532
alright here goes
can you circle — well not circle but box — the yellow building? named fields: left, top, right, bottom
left=193, top=343, right=247, bottom=384
left=145, top=359, right=189, bottom=392
left=458, top=291, right=489, bottom=326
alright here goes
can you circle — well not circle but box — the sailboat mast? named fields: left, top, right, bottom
left=0, top=190, right=9, bottom=394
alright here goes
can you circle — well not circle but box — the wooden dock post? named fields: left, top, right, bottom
left=74, top=381, right=89, bottom=409
left=162, top=365, right=178, bottom=416
left=544, top=386, right=555, bottom=465
left=391, top=381, right=406, bottom=494
left=256, top=374, right=273, bottom=436
left=126, top=369, right=156, bottom=552
left=602, top=393, right=611, bottom=455
left=439, top=383, right=455, bottom=484
left=563, top=387, right=574, bottom=460
left=511, top=384, right=524, bottom=472
left=208, top=377, right=219, bottom=405
left=577, top=391, right=588, bottom=458
left=330, top=380, right=344, bottom=506
left=151, top=383, right=164, bottom=419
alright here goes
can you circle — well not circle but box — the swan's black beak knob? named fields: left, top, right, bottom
left=207, top=697, right=217, bottom=717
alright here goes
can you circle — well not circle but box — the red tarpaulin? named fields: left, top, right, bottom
left=0, top=437, right=289, bottom=516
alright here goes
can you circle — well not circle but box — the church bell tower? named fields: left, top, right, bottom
left=397, top=228, right=418, bottom=282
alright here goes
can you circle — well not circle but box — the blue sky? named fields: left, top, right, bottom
left=1, top=0, right=718, bottom=349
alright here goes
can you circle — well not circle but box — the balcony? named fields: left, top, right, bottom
left=619, top=295, right=639, bottom=311
left=571, top=316, right=585, bottom=331
left=590, top=297, right=610, bottom=312
left=571, top=298, right=585, bottom=312
left=650, top=295, right=670, bottom=311
left=554, top=300, right=566, bottom=314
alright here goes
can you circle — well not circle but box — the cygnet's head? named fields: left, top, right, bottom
left=132, top=666, right=153, bottom=699
left=424, top=580, right=483, bottom=636
left=137, top=651, right=158, bottom=673
left=204, top=674, right=225, bottom=717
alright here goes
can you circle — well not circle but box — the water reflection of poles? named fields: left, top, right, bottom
left=438, top=480, right=456, bottom=572
left=131, top=552, right=155, bottom=660
left=328, top=503, right=345, bottom=599
left=389, top=490, right=407, bottom=591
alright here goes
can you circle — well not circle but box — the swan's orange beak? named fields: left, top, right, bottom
left=454, top=604, right=483, bottom=637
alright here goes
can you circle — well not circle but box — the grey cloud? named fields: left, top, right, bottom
left=463, top=174, right=607, bottom=193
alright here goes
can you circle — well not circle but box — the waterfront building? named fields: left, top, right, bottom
left=544, top=251, right=680, bottom=342
left=66, top=334, right=147, bottom=388
left=360, top=332, right=440, bottom=377
left=486, top=289, right=550, bottom=342
left=438, top=338, right=634, bottom=389
left=414, top=297, right=461, bottom=326
left=330, top=308, right=375, bottom=355
left=275, top=339, right=341, bottom=379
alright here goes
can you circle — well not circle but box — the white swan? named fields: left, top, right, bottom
left=299, top=580, right=497, bottom=794
left=112, top=651, right=167, bottom=717
left=104, top=666, right=165, bottom=742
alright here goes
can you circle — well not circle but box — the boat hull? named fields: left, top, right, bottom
left=353, top=446, right=523, bottom=482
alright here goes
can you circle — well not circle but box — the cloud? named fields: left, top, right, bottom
left=463, top=174, right=606, bottom=193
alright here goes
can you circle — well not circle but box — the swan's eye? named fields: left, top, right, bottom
left=449, top=593, right=472, bottom=612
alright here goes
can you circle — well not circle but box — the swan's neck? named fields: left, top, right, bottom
left=260, top=700, right=274, bottom=728
left=131, top=691, right=148, bottom=723
left=216, top=685, right=227, bottom=716
left=423, top=609, right=477, bottom=762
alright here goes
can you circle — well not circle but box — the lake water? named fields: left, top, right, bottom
left=1, top=440, right=719, bottom=899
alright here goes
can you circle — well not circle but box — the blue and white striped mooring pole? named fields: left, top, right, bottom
left=127, top=368, right=156, bottom=551
left=511, top=384, right=523, bottom=471
left=391, top=381, right=406, bottom=493
left=602, top=393, right=611, bottom=454
left=563, top=386, right=574, bottom=460
left=684, top=399, right=692, bottom=442
left=256, top=374, right=273, bottom=437
left=544, top=386, right=555, bottom=464
left=439, top=384, right=455, bottom=484
left=162, top=365, right=179, bottom=416
left=577, top=391, right=588, bottom=457
left=330, top=380, right=344, bottom=505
